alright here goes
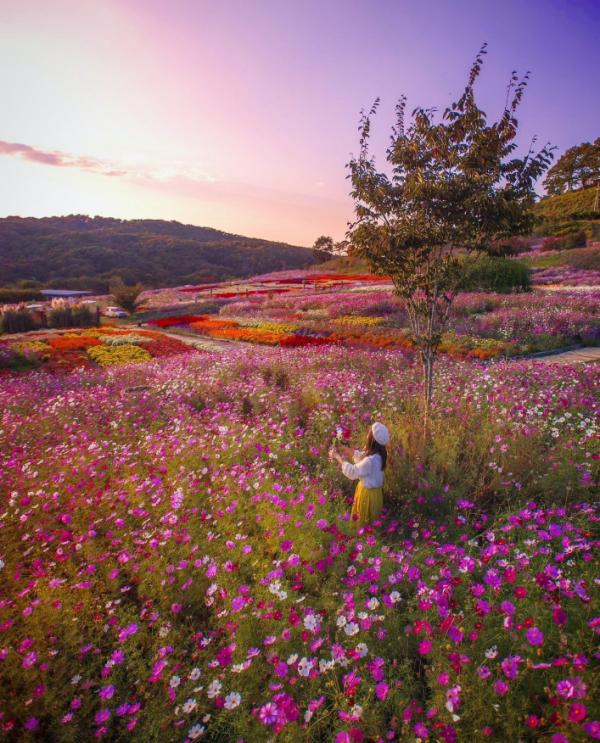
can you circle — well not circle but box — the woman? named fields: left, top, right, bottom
left=330, top=422, right=389, bottom=527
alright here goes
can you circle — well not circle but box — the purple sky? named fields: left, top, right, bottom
left=1, top=0, right=598, bottom=244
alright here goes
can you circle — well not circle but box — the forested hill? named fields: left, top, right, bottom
left=0, top=215, right=315, bottom=291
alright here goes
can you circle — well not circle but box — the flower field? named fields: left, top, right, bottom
left=0, top=327, right=197, bottom=375
left=146, top=281, right=600, bottom=359
left=0, top=346, right=598, bottom=741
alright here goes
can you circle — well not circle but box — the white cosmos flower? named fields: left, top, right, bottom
left=188, top=723, right=205, bottom=739
left=344, top=622, right=359, bottom=636
left=336, top=615, right=347, bottom=627
left=169, top=675, right=181, bottom=688
left=206, top=680, right=222, bottom=698
left=389, top=591, right=401, bottom=603
left=182, top=698, right=197, bottom=714
left=189, top=667, right=201, bottom=681
left=355, top=643, right=368, bottom=657
left=303, top=614, right=319, bottom=631
left=298, top=657, right=313, bottom=676
left=350, top=704, right=363, bottom=719
left=224, top=692, right=241, bottom=709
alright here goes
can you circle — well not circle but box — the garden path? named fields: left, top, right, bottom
left=533, top=346, right=600, bottom=365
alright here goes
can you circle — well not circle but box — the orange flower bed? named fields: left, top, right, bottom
left=189, top=318, right=239, bottom=331
left=207, top=327, right=284, bottom=345
left=48, top=337, right=102, bottom=351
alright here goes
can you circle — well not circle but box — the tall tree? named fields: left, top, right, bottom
left=312, top=235, right=349, bottom=262
left=347, top=45, right=553, bottom=436
left=544, top=137, right=600, bottom=195
left=110, top=278, right=144, bottom=315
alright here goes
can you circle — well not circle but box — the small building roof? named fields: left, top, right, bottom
left=40, top=289, right=92, bottom=297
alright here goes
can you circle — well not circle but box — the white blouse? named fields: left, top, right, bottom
left=341, top=450, right=384, bottom=489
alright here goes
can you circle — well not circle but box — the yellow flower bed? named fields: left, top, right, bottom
left=87, top=344, right=152, bottom=367
left=333, top=315, right=384, bottom=326
left=232, top=318, right=299, bottom=333
left=10, top=340, right=52, bottom=353
left=63, top=329, right=118, bottom=338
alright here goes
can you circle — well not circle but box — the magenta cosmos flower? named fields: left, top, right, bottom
left=525, top=627, right=544, bottom=646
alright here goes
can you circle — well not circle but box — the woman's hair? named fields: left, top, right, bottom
left=365, top=430, right=387, bottom=470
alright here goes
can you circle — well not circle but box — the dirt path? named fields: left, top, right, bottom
left=532, top=347, right=600, bottom=365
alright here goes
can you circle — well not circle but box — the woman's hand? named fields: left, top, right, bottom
left=338, top=444, right=354, bottom=459
left=328, top=446, right=343, bottom=464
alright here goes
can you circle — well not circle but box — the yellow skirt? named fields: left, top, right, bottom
left=351, top=482, right=383, bottom=527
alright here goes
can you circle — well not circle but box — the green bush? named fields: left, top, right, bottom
left=541, top=230, right=587, bottom=251
left=460, top=255, right=531, bottom=293
left=48, top=304, right=96, bottom=329
left=0, top=308, right=38, bottom=334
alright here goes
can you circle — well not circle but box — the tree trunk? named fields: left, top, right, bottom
left=422, top=347, right=435, bottom=444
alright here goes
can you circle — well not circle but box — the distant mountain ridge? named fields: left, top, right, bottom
left=0, top=215, right=316, bottom=291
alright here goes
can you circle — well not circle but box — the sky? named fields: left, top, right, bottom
left=1, top=0, right=599, bottom=246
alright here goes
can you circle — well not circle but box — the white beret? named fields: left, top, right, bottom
left=371, top=422, right=389, bottom=446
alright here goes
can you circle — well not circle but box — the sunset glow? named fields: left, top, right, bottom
left=1, top=0, right=599, bottom=244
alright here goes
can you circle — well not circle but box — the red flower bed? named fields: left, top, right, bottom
left=42, top=351, right=95, bottom=374
left=279, top=335, right=331, bottom=348
left=147, top=315, right=208, bottom=328
left=213, top=288, right=293, bottom=299
left=141, top=338, right=197, bottom=358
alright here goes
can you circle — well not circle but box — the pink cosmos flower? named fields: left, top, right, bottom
left=568, top=703, right=586, bottom=722
left=525, top=627, right=544, bottom=646
left=258, top=702, right=279, bottom=726
left=94, top=709, right=110, bottom=724
left=418, top=640, right=432, bottom=655
left=556, top=677, right=588, bottom=700
left=375, top=682, right=389, bottom=701
left=414, top=722, right=429, bottom=738
left=494, top=680, right=509, bottom=696
left=583, top=721, right=600, bottom=739
left=274, top=662, right=288, bottom=677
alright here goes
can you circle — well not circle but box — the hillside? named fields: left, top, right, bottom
left=533, top=186, right=600, bottom=237
left=0, top=215, right=316, bottom=291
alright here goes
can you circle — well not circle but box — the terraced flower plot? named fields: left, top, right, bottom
left=145, top=276, right=600, bottom=359
left=0, top=327, right=197, bottom=375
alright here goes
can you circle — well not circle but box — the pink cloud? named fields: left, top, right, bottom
left=0, top=140, right=124, bottom=176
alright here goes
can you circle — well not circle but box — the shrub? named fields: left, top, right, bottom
left=460, top=256, right=531, bottom=293
left=541, top=231, right=588, bottom=251
left=47, top=303, right=96, bottom=329
left=0, top=308, right=38, bottom=334
left=488, top=236, right=534, bottom=256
